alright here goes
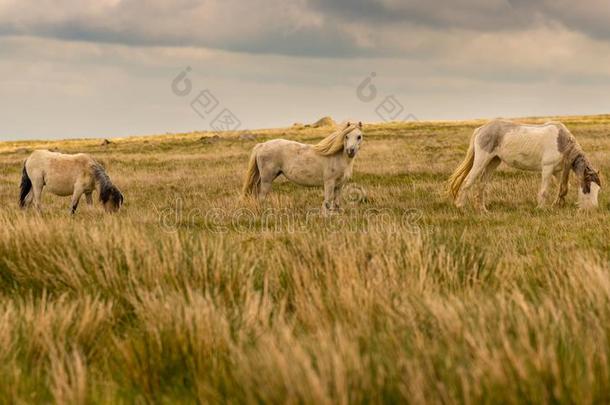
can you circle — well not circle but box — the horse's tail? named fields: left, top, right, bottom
left=242, top=146, right=261, bottom=197
left=448, top=128, right=477, bottom=201
left=19, top=162, right=32, bottom=208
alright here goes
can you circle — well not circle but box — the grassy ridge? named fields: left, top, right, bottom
left=1, top=116, right=610, bottom=403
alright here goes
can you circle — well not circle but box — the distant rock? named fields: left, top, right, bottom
left=312, top=116, right=335, bottom=128
left=101, top=139, right=112, bottom=146
left=201, top=135, right=222, bottom=144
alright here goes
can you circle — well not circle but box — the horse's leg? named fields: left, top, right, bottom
left=85, top=192, right=93, bottom=206
left=333, top=182, right=343, bottom=212
left=70, top=187, right=85, bottom=214
left=257, top=165, right=277, bottom=201
left=474, top=156, right=501, bottom=213
left=31, top=177, right=44, bottom=212
left=258, top=180, right=273, bottom=200
left=537, top=165, right=555, bottom=208
left=26, top=194, right=33, bottom=207
left=553, top=166, right=570, bottom=207
left=322, top=179, right=336, bottom=216
left=455, top=150, right=492, bottom=209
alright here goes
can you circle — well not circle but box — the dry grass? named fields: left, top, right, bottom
left=1, top=115, right=610, bottom=403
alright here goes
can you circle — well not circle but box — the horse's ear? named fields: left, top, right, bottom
left=345, top=122, right=351, bottom=128
left=358, top=121, right=363, bottom=129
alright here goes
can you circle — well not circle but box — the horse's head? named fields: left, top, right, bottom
left=577, top=166, right=601, bottom=210
left=102, top=185, right=124, bottom=213
left=572, top=154, right=601, bottom=209
left=344, top=122, right=364, bottom=159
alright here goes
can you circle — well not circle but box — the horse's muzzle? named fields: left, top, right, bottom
left=346, top=149, right=356, bottom=158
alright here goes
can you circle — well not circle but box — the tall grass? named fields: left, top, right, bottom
left=0, top=116, right=610, bottom=403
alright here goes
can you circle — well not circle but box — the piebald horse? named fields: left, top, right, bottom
left=449, top=119, right=600, bottom=211
left=20, top=150, right=124, bottom=214
left=242, top=122, right=364, bottom=214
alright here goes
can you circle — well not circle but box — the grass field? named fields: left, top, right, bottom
left=1, top=115, right=610, bottom=403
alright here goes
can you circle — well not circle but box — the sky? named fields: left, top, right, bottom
left=1, top=0, right=610, bottom=140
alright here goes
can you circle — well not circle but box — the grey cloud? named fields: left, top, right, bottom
left=1, top=0, right=367, bottom=56
left=1, top=0, right=610, bottom=58
left=30, top=24, right=376, bottom=58
left=309, top=0, right=535, bottom=30
left=309, top=0, right=610, bottom=40
left=540, top=0, right=610, bottom=41
left=1, top=33, right=610, bottom=141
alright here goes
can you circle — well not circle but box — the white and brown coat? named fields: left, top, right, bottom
left=449, top=120, right=600, bottom=211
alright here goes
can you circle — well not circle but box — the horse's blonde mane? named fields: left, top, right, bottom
left=312, top=124, right=357, bottom=156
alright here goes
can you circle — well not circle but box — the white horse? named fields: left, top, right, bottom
left=449, top=119, right=601, bottom=211
left=20, top=150, right=124, bottom=214
left=242, top=122, right=364, bottom=213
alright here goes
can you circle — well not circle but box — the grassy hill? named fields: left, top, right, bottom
left=1, top=115, right=610, bottom=403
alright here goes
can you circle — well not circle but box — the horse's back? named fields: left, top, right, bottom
left=254, top=139, right=325, bottom=186
left=257, top=138, right=308, bottom=153
left=26, top=150, right=95, bottom=196
left=477, top=120, right=567, bottom=170
left=27, top=150, right=93, bottom=172
left=28, top=149, right=92, bottom=162
left=255, top=139, right=312, bottom=163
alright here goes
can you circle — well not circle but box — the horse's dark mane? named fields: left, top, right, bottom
left=92, top=163, right=124, bottom=207
left=571, top=153, right=586, bottom=174
left=572, top=153, right=601, bottom=193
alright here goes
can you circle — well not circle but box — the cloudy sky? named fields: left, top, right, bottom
left=1, top=0, right=610, bottom=140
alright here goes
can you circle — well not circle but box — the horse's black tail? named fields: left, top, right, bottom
left=19, top=163, right=32, bottom=208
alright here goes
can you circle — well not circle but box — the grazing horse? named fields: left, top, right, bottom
left=449, top=119, right=601, bottom=211
left=20, top=150, right=124, bottom=214
left=242, top=122, right=364, bottom=213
